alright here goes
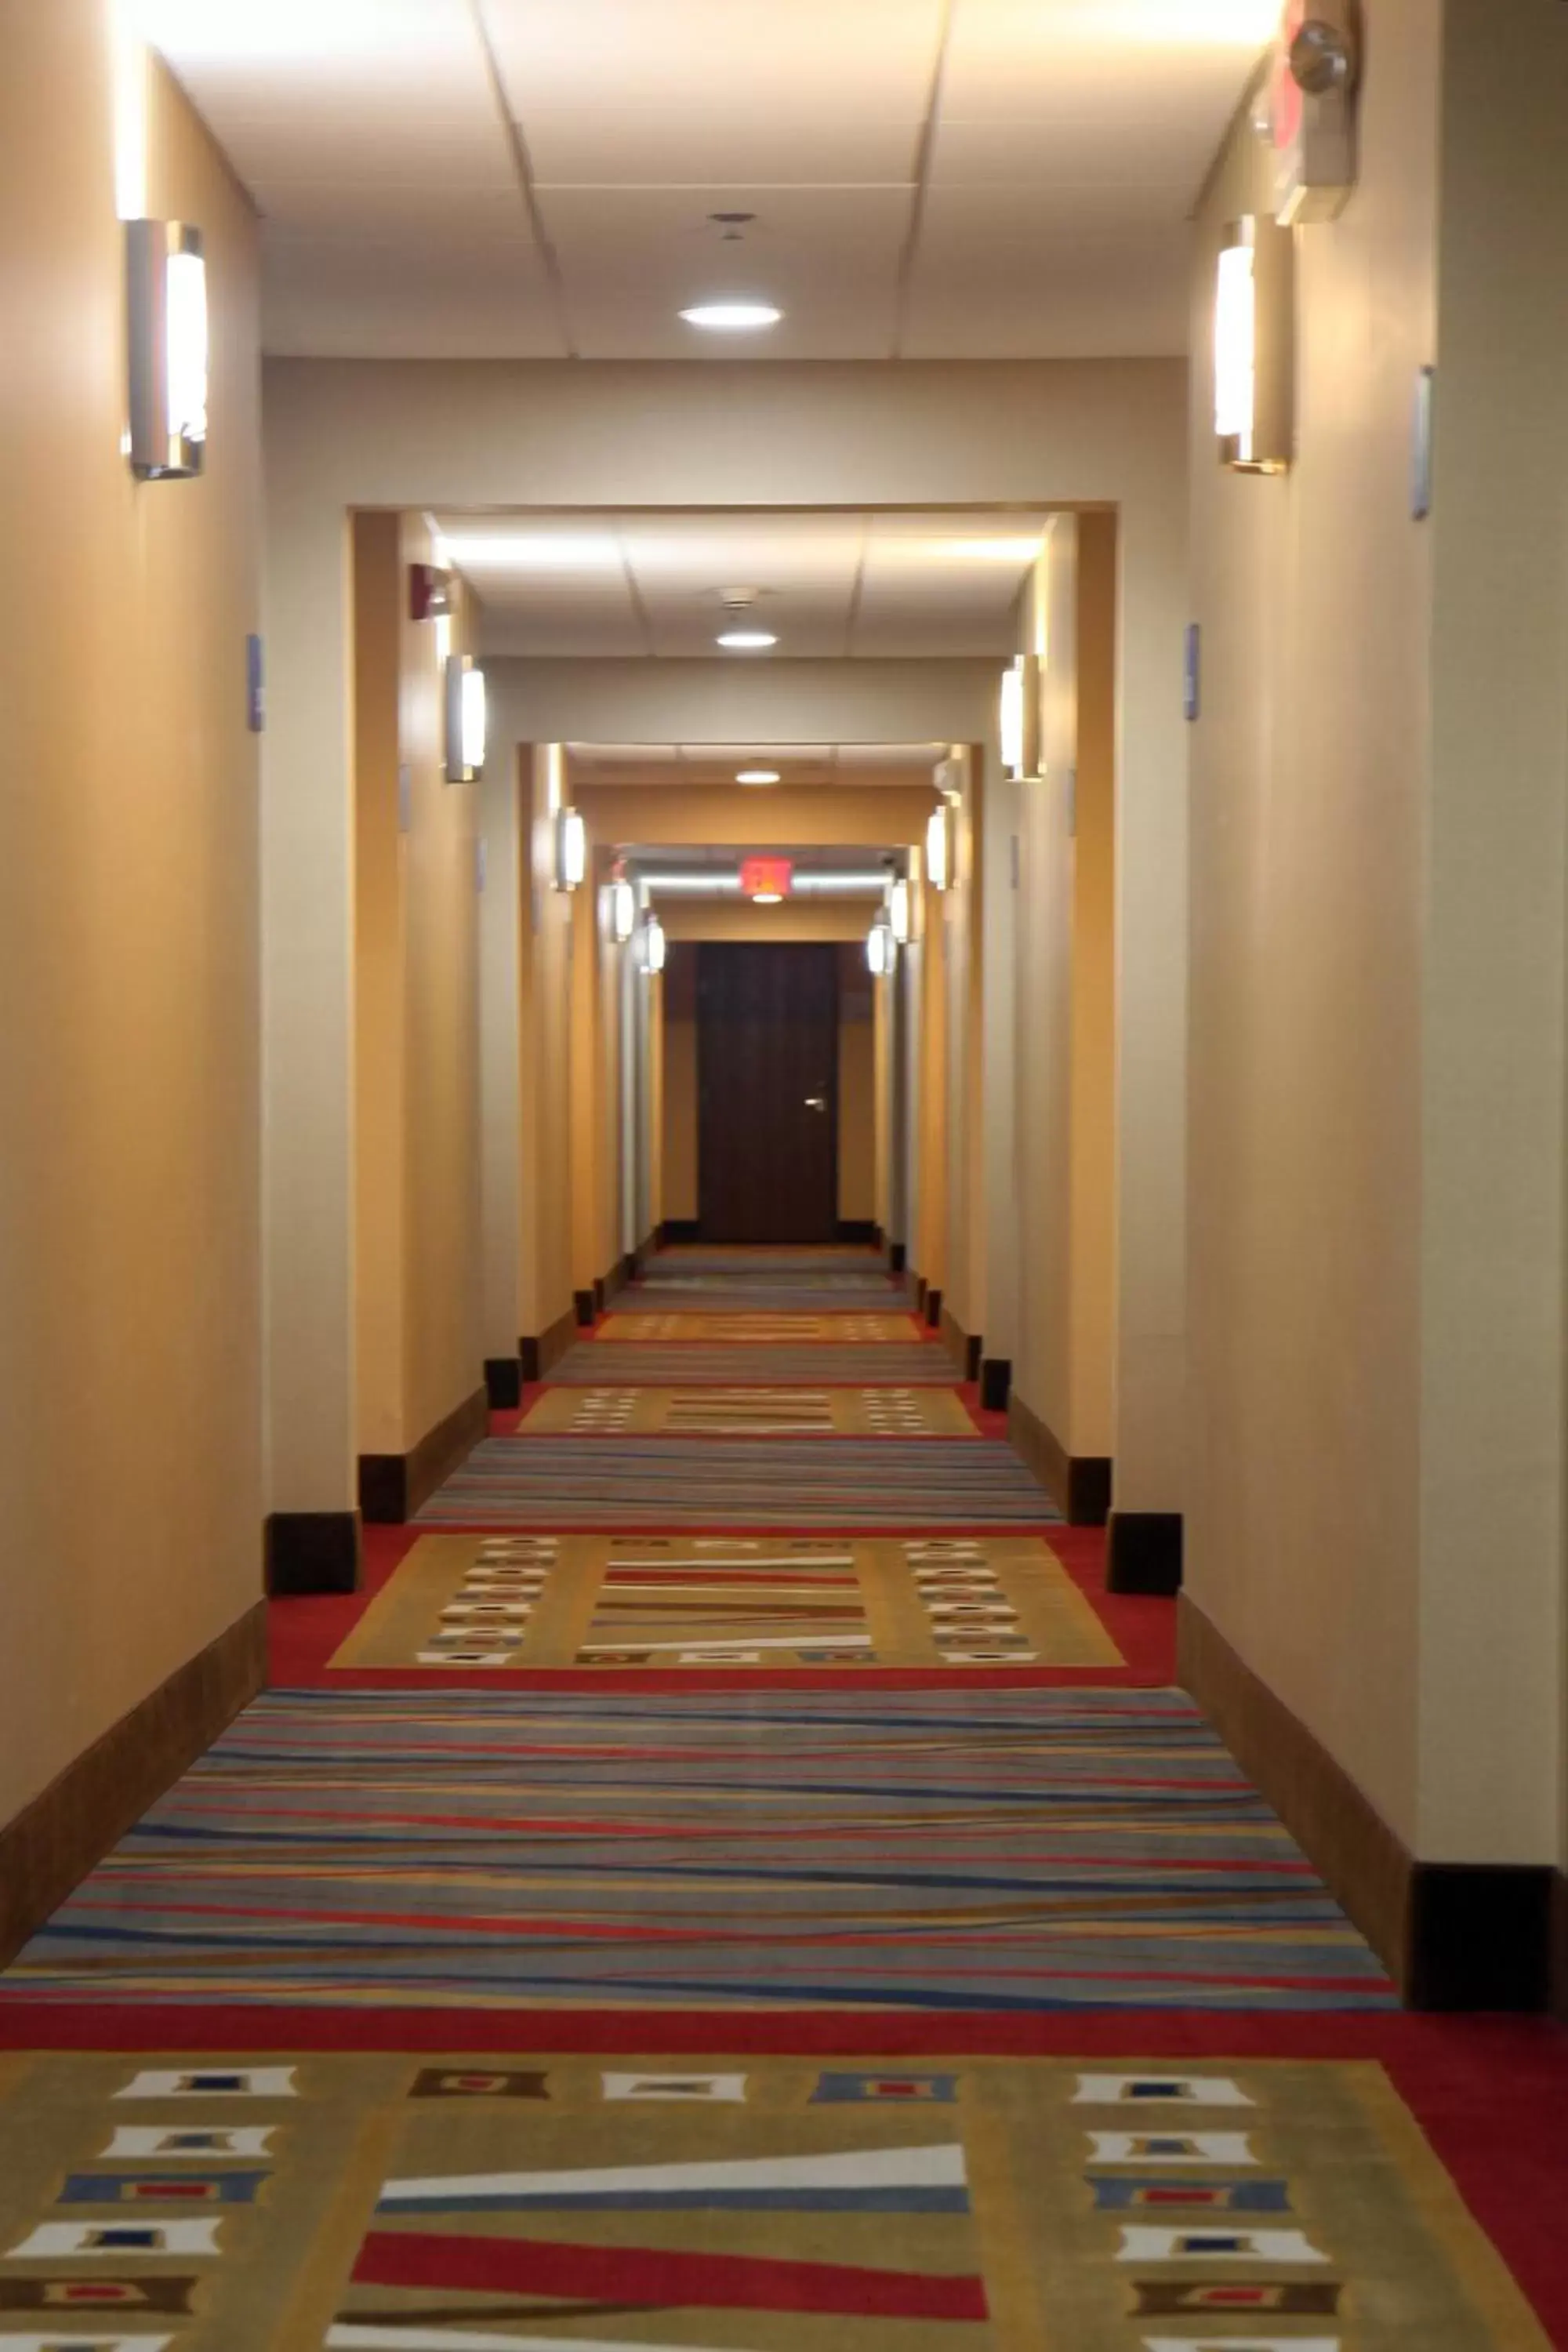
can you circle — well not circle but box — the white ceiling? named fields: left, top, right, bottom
left=439, top=509, right=1049, bottom=657
left=568, top=743, right=945, bottom=788
left=141, top=0, right=1275, bottom=359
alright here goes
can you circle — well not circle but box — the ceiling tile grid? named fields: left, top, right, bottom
left=142, top=0, right=1274, bottom=360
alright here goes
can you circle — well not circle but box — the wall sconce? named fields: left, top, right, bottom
left=1214, top=215, right=1293, bottom=474
left=866, top=921, right=895, bottom=978
left=639, top=914, right=667, bottom=976
left=554, top=805, right=587, bottom=891
left=925, top=797, right=956, bottom=893
left=443, top=655, right=486, bottom=782
left=887, top=877, right=911, bottom=946
left=999, top=654, right=1041, bottom=780
left=125, top=220, right=207, bottom=479
left=608, top=877, right=637, bottom=943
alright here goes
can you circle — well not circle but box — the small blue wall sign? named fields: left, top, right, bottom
left=1184, top=622, right=1201, bottom=723
left=245, top=633, right=265, bottom=733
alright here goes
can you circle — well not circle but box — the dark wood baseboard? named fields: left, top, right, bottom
left=1179, top=1594, right=1554, bottom=2009
left=913, top=1274, right=927, bottom=1312
left=484, top=1355, right=523, bottom=1410
left=521, top=1302, right=579, bottom=1385
left=659, top=1218, right=701, bottom=1244
left=980, top=1357, right=1011, bottom=1413
left=359, top=1383, right=489, bottom=1525
left=605, top=1252, right=636, bottom=1299
left=573, top=1288, right=597, bottom=1329
left=1552, top=1874, right=1568, bottom=2022
left=1007, top=1392, right=1111, bottom=1525
left=1106, top=1510, right=1184, bottom=1595
left=837, top=1218, right=878, bottom=1244
left=924, top=1286, right=943, bottom=1332
left=0, top=1601, right=267, bottom=1970
left=889, top=1242, right=907, bottom=1275
left=266, top=1510, right=361, bottom=1595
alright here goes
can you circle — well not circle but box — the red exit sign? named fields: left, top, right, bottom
left=741, top=857, right=793, bottom=901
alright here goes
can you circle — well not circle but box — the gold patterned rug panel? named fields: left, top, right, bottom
left=597, top=1313, right=924, bottom=1343
left=0, top=2049, right=1545, bottom=2351
left=519, top=1387, right=979, bottom=1439
left=329, top=1533, right=1121, bottom=1671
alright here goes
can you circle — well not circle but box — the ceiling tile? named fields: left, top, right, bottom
left=903, top=193, right=1193, bottom=357
left=262, top=227, right=565, bottom=358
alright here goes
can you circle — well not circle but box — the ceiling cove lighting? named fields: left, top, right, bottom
left=887, top=877, right=912, bottom=946
left=736, top=768, right=782, bottom=786
left=1214, top=215, right=1293, bottom=474
left=1000, top=653, right=1042, bottom=781
left=640, top=914, right=667, bottom=976
left=717, top=630, right=779, bottom=652
left=608, top=878, right=637, bottom=944
left=554, top=805, right=587, bottom=892
left=867, top=922, right=895, bottom=977
left=125, top=221, right=208, bottom=479
left=443, top=654, right=486, bottom=783
left=679, top=301, right=783, bottom=332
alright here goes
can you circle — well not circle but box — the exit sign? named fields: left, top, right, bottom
left=741, top=856, right=793, bottom=901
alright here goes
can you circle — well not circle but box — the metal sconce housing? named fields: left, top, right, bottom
left=554, top=805, right=587, bottom=891
left=443, top=654, right=486, bottom=782
left=1214, top=214, right=1294, bottom=475
left=125, top=220, right=207, bottom=480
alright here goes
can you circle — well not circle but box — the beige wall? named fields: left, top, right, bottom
left=351, top=514, right=483, bottom=1451
left=1011, top=516, right=1118, bottom=1456
left=524, top=746, right=577, bottom=1338
left=940, top=750, right=985, bottom=1339
left=0, top=14, right=262, bottom=1822
left=661, top=948, right=699, bottom=1223
left=1188, top=0, right=1568, bottom=1863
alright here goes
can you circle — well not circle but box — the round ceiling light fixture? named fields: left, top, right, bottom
left=680, top=299, right=782, bottom=332
left=717, top=629, right=778, bottom=652
left=736, top=768, right=781, bottom=786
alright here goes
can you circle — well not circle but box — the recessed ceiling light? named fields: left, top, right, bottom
left=680, top=301, right=783, bottom=332
left=717, top=630, right=778, bottom=652
left=752, top=891, right=783, bottom=905
left=736, top=768, right=782, bottom=786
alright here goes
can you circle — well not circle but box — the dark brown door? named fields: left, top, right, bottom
left=697, top=943, right=840, bottom=1243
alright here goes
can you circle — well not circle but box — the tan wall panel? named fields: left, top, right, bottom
left=526, top=748, right=576, bottom=1335
left=662, top=902, right=873, bottom=943
left=839, top=967, right=877, bottom=1225
left=0, top=19, right=263, bottom=1827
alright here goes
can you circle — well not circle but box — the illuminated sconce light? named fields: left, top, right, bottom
left=554, top=804, right=587, bottom=891
left=999, top=654, right=1042, bottom=781
left=925, top=797, right=956, bottom=893
left=866, top=921, right=895, bottom=978
left=125, top=220, right=207, bottom=479
left=608, top=877, right=637, bottom=943
left=1214, top=215, right=1293, bottom=475
left=443, top=655, right=486, bottom=782
left=639, top=913, right=667, bottom=976
left=887, top=877, right=911, bottom=946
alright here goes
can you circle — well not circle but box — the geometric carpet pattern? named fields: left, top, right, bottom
left=598, top=1313, right=924, bottom=1343
left=0, top=2047, right=1548, bottom=2350
left=0, top=1688, right=1399, bottom=2012
left=415, top=1436, right=1062, bottom=1527
left=614, top=1279, right=920, bottom=1313
left=328, top=1533, right=1123, bottom=1671
left=517, top=1385, right=980, bottom=1436
left=547, top=1342, right=960, bottom=1385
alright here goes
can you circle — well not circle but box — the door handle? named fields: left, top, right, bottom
left=804, top=1095, right=826, bottom=1111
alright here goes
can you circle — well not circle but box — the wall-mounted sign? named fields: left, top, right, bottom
left=1268, top=0, right=1362, bottom=224
left=245, top=633, right=264, bottom=733
left=741, top=856, right=793, bottom=903
left=409, top=561, right=453, bottom=622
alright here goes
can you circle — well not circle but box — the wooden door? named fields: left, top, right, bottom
left=696, top=943, right=840, bottom=1242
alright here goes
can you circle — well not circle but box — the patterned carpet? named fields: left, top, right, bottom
left=0, top=2044, right=1552, bottom=2352
left=547, top=1341, right=956, bottom=1385
left=6, top=1246, right=1566, bottom=2346
left=328, top=1534, right=1121, bottom=1671
left=415, top=1436, right=1062, bottom=1527
left=2, top=1689, right=1397, bottom=2013
left=518, top=1386, right=979, bottom=1437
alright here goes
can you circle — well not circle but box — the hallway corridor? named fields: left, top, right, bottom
left=0, top=1252, right=1564, bottom=2343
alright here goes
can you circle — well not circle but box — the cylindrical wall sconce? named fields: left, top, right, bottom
left=443, top=655, right=486, bottom=782
left=887, top=877, right=911, bottom=945
left=125, top=220, right=208, bottom=479
left=866, top=921, right=895, bottom=977
left=639, top=913, right=667, bottom=976
left=554, top=805, right=586, bottom=891
left=608, top=877, right=637, bottom=942
left=1214, top=214, right=1294, bottom=474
